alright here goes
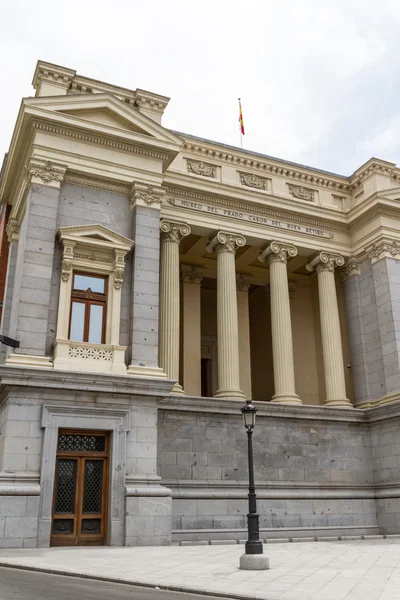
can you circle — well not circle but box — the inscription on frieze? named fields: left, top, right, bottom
left=168, top=197, right=333, bottom=239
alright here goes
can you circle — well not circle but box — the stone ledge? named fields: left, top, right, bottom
left=0, top=365, right=175, bottom=397
left=161, top=395, right=365, bottom=422
left=0, top=472, right=40, bottom=496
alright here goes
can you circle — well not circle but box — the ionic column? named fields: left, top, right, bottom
left=236, top=274, right=252, bottom=400
left=259, top=241, right=301, bottom=405
left=207, top=231, right=246, bottom=399
left=159, top=220, right=191, bottom=394
left=306, top=252, right=351, bottom=407
left=181, top=265, right=203, bottom=397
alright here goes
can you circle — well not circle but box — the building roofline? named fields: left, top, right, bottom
left=169, top=130, right=350, bottom=180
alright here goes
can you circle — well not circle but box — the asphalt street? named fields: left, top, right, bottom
left=0, top=567, right=226, bottom=600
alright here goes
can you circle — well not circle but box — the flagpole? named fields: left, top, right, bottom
left=238, top=98, right=243, bottom=149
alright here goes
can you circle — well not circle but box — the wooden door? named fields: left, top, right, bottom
left=51, top=430, right=109, bottom=547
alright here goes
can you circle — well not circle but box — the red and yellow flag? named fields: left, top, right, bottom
left=238, top=98, right=245, bottom=135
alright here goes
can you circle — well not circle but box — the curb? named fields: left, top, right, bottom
left=0, top=562, right=277, bottom=600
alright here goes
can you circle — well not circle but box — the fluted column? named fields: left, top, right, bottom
left=207, top=231, right=246, bottom=399
left=181, top=265, right=203, bottom=397
left=259, top=241, right=301, bottom=405
left=236, top=274, right=252, bottom=400
left=159, top=220, right=191, bottom=394
left=306, top=252, right=351, bottom=407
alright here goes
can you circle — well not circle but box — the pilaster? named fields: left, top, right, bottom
left=236, top=274, right=252, bottom=400
left=181, top=265, right=203, bottom=397
left=6, top=160, right=67, bottom=362
left=128, top=183, right=167, bottom=379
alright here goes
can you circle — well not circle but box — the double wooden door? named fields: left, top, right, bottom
left=51, top=430, right=109, bottom=546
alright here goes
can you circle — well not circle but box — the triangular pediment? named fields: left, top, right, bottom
left=377, top=187, right=400, bottom=202
left=58, top=224, right=134, bottom=251
left=25, top=93, right=183, bottom=147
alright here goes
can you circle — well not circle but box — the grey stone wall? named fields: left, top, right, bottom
left=344, top=259, right=386, bottom=404
left=372, top=258, right=400, bottom=395
left=0, top=240, right=18, bottom=365
left=158, top=405, right=378, bottom=540
left=370, top=414, right=400, bottom=534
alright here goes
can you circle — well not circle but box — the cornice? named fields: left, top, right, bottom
left=164, top=185, right=349, bottom=234
left=32, top=120, right=170, bottom=162
left=349, top=202, right=400, bottom=233
left=181, top=140, right=352, bottom=192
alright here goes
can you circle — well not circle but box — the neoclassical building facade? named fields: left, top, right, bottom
left=0, top=61, right=400, bottom=547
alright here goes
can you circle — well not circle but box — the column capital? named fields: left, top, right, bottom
left=236, top=273, right=251, bottom=292
left=366, top=237, right=400, bottom=264
left=6, top=218, right=20, bottom=242
left=258, top=241, right=298, bottom=264
left=181, top=264, right=204, bottom=285
left=160, top=220, right=191, bottom=244
left=342, top=257, right=361, bottom=280
left=131, top=182, right=165, bottom=209
left=306, top=252, right=345, bottom=274
left=26, top=158, right=67, bottom=189
left=206, top=231, right=246, bottom=255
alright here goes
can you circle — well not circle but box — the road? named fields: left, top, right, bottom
left=0, top=567, right=226, bottom=600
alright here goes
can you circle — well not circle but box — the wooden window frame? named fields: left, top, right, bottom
left=69, top=272, right=108, bottom=344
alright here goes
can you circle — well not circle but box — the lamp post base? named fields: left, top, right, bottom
left=239, top=554, right=270, bottom=570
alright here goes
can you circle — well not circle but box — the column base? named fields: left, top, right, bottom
left=271, top=393, right=302, bottom=406
left=239, top=553, right=269, bottom=570
left=171, top=382, right=186, bottom=396
left=324, top=398, right=353, bottom=408
left=214, top=388, right=246, bottom=400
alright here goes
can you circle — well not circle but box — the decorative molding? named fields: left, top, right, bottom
left=342, top=257, right=361, bottom=280
left=366, top=238, right=400, bottom=264
left=6, top=218, right=20, bottom=242
left=206, top=231, right=246, bottom=255
left=26, top=158, right=67, bottom=186
left=181, top=140, right=350, bottom=191
left=181, top=264, right=204, bottom=285
left=186, top=159, right=216, bottom=178
left=306, top=252, right=345, bottom=274
left=131, top=182, right=164, bottom=208
left=259, top=241, right=298, bottom=264
left=160, top=220, right=191, bottom=244
left=74, top=252, right=113, bottom=264
left=288, top=184, right=315, bottom=202
left=236, top=273, right=251, bottom=292
left=239, top=171, right=269, bottom=190
left=32, top=121, right=170, bottom=162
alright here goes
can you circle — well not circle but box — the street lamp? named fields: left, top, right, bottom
left=239, top=400, right=269, bottom=570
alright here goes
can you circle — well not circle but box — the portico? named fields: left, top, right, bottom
left=157, top=215, right=353, bottom=407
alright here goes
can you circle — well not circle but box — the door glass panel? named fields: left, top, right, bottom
left=88, top=304, right=103, bottom=344
left=74, top=274, right=105, bottom=293
left=58, top=434, right=105, bottom=453
left=54, top=459, right=77, bottom=514
left=82, top=460, right=104, bottom=514
left=70, top=302, right=85, bottom=341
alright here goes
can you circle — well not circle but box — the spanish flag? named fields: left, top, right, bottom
left=238, top=98, right=245, bottom=135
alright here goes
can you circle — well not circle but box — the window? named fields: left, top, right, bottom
left=69, top=273, right=107, bottom=344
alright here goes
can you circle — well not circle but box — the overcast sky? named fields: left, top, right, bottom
left=1, top=0, right=400, bottom=176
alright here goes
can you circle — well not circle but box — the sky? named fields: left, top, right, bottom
left=1, top=0, right=400, bottom=176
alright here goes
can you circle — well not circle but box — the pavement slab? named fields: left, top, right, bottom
left=0, top=540, right=400, bottom=600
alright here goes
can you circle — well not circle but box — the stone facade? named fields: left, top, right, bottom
left=1, top=61, right=400, bottom=547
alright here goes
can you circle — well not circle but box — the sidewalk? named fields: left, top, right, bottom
left=1, top=539, right=400, bottom=600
